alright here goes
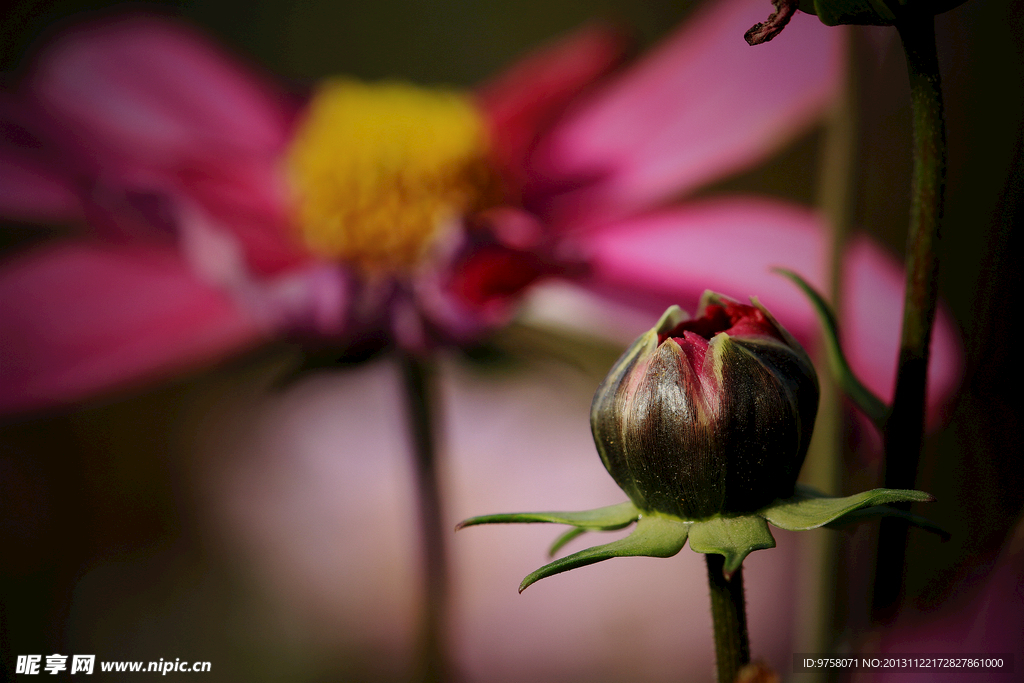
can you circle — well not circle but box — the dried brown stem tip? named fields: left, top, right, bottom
left=744, top=0, right=800, bottom=46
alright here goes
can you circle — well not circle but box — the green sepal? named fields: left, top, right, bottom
left=519, top=514, right=690, bottom=592
left=775, top=268, right=890, bottom=429
left=548, top=527, right=589, bottom=556
left=455, top=501, right=639, bottom=532
left=687, top=515, right=777, bottom=579
left=760, top=485, right=934, bottom=530
left=459, top=487, right=938, bottom=591
left=822, top=503, right=949, bottom=539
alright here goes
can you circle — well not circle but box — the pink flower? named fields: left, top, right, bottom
left=0, top=0, right=959, bottom=418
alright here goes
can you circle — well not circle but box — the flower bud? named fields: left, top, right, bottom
left=590, top=292, right=819, bottom=520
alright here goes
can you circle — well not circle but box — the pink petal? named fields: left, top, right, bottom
left=448, top=245, right=550, bottom=310
left=534, top=0, right=844, bottom=228
left=581, top=197, right=962, bottom=424
left=29, top=15, right=293, bottom=167
left=23, top=15, right=305, bottom=274
left=842, top=237, right=962, bottom=427
left=475, top=23, right=630, bottom=197
left=0, top=241, right=265, bottom=415
left=0, top=94, right=83, bottom=222
left=178, top=161, right=309, bottom=275
left=0, top=154, right=82, bottom=222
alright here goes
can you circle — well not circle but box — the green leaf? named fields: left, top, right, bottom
left=519, top=514, right=690, bottom=592
left=456, top=501, right=640, bottom=531
left=823, top=504, right=950, bottom=539
left=548, top=527, right=589, bottom=556
left=775, top=268, right=890, bottom=429
left=687, top=516, right=777, bottom=578
left=761, top=486, right=934, bottom=531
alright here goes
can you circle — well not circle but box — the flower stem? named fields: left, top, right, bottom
left=706, top=554, right=751, bottom=683
left=872, top=13, right=946, bottom=623
left=400, top=352, right=451, bottom=682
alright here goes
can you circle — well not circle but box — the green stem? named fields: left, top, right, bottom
left=400, top=353, right=450, bottom=682
left=872, top=13, right=946, bottom=623
left=706, top=554, right=750, bottom=683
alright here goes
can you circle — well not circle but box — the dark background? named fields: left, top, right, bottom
left=2, top=1, right=1022, bottom=681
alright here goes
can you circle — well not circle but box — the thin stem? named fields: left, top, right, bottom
left=400, top=353, right=450, bottom=682
left=706, top=554, right=750, bottom=683
left=872, top=13, right=946, bottom=623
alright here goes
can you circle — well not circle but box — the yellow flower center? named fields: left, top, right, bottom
left=286, top=79, right=503, bottom=273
